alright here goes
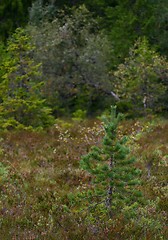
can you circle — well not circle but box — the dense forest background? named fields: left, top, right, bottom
left=0, top=1, right=167, bottom=239
left=0, top=0, right=168, bottom=129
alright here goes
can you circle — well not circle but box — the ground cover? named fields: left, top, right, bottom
left=0, top=117, right=167, bottom=239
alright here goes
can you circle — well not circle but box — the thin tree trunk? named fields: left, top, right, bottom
left=106, top=155, right=114, bottom=218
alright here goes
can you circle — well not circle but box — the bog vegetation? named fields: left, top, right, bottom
left=0, top=0, right=167, bottom=239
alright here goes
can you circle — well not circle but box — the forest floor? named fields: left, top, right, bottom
left=0, top=116, right=167, bottom=239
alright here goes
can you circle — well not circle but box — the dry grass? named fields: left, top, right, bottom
left=0, top=117, right=167, bottom=239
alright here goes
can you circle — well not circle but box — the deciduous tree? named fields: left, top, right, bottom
left=29, top=6, right=114, bottom=116
left=114, top=38, right=168, bottom=115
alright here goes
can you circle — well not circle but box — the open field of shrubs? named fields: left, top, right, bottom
left=0, top=116, right=167, bottom=239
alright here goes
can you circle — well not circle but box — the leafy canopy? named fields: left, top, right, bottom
left=114, top=38, right=168, bottom=115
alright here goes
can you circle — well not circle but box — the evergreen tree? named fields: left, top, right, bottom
left=0, top=28, right=54, bottom=130
left=80, top=106, right=142, bottom=218
left=0, top=41, right=8, bottom=82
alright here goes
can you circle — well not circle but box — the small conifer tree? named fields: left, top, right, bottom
left=80, top=106, right=142, bottom=218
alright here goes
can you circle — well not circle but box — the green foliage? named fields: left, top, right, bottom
left=30, top=1, right=168, bottom=63
left=79, top=106, right=142, bottom=219
left=0, top=42, right=8, bottom=82
left=0, top=28, right=54, bottom=130
left=114, top=38, right=168, bottom=115
left=0, top=0, right=33, bottom=41
left=29, top=0, right=57, bottom=26
left=27, top=2, right=168, bottom=117
left=28, top=5, right=113, bottom=117
left=101, top=0, right=168, bottom=66
left=0, top=162, right=9, bottom=184
left=125, top=199, right=167, bottom=239
left=72, top=109, right=86, bottom=122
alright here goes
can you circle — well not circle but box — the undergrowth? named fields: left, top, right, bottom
left=0, top=117, right=167, bottom=239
